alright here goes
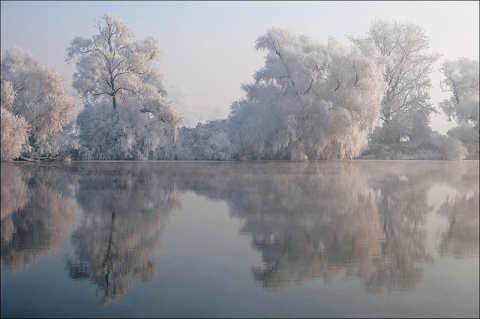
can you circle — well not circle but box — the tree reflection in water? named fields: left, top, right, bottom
left=169, top=161, right=478, bottom=294
left=1, top=163, right=76, bottom=273
left=65, top=163, right=181, bottom=304
left=363, top=162, right=438, bottom=293
left=435, top=163, right=479, bottom=259
left=1, top=161, right=477, bottom=303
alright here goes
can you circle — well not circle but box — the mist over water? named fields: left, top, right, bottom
left=1, top=161, right=478, bottom=318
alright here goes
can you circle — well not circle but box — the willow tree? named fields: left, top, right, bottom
left=229, top=28, right=388, bottom=160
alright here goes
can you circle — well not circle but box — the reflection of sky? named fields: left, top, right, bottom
left=160, top=192, right=250, bottom=256
left=1, top=161, right=478, bottom=318
left=2, top=191, right=478, bottom=317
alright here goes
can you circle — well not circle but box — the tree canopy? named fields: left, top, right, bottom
left=439, top=57, right=479, bottom=159
left=1, top=47, right=78, bottom=160
left=66, top=13, right=182, bottom=160
left=228, top=28, right=388, bottom=160
left=1, top=15, right=477, bottom=162
left=349, top=20, right=441, bottom=145
left=66, top=13, right=166, bottom=111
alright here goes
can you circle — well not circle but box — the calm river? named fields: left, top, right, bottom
left=1, top=161, right=478, bottom=318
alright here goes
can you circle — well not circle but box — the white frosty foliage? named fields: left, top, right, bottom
left=1, top=106, right=29, bottom=161
left=66, top=13, right=182, bottom=160
left=229, top=28, right=388, bottom=160
left=350, top=21, right=440, bottom=146
left=1, top=49, right=78, bottom=160
left=66, top=13, right=166, bottom=110
left=174, top=120, right=235, bottom=161
left=76, top=98, right=178, bottom=160
left=1, top=81, right=29, bottom=161
left=1, top=47, right=78, bottom=137
left=0, top=81, right=17, bottom=112
left=439, top=58, right=479, bottom=159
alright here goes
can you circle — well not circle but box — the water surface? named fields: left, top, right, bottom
left=1, top=161, right=478, bottom=318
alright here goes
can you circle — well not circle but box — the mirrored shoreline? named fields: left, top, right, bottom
left=1, top=161, right=478, bottom=317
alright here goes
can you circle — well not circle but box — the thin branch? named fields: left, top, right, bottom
left=334, top=79, right=341, bottom=91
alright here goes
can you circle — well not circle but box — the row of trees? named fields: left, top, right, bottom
left=1, top=14, right=478, bottom=161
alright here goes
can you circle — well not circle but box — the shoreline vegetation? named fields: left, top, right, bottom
left=2, top=15, right=478, bottom=162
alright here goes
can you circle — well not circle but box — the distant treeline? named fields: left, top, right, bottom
left=1, top=14, right=478, bottom=161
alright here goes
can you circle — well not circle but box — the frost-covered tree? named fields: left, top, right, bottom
left=0, top=80, right=16, bottom=112
left=66, top=13, right=166, bottom=110
left=350, top=20, right=440, bottom=145
left=0, top=107, right=29, bottom=161
left=0, top=48, right=78, bottom=160
left=229, top=28, right=388, bottom=160
left=174, top=120, right=235, bottom=160
left=1, top=82, right=29, bottom=161
left=76, top=97, right=180, bottom=160
left=447, top=125, right=478, bottom=159
left=66, top=13, right=181, bottom=159
left=439, top=58, right=479, bottom=159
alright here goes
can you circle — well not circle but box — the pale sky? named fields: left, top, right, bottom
left=1, top=1, right=479, bottom=132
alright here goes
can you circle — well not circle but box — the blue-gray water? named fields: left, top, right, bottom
left=1, top=161, right=478, bottom=318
